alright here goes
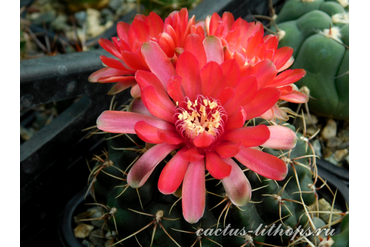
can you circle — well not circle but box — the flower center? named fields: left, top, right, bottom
left=174, top=95, right=227, bottom=144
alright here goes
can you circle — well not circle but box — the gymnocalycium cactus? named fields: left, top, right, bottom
left=83, top=7, right=349, bottom=246
left=269, top=0, right=349, bottom=120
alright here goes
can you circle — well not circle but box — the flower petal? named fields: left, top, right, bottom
left=222, top=158, right=251, bottom=206
left=266, top=69, right=306, bottom=88
left=213, top=141, right=242, bottom=158
left=176, top=51, right=202, bottom=101
left=88, top=67, right=129, bottom=83
left=107, top=80, right=137, bottom=95
left=273, top=46, right=293, bottom=71
left=180, top=147, right=204, bottom=162
left=167, top=76, right=185, bottom=103
left=121, top=51, right=148, bottom=71
left=97, top=110, right=174, bottom=134
left=222, top=125, right=270, bottom=148
left=203, top=36, right=224, bottom=64
left=235, top=147, right=288, bottom=181
left=243, top=87, right=281, bottom=120
left=100, top=56, right=134, bottom=72
left=224, top=107, right=247, bottom=130
left=99, top=38, right=121, bottom=58
left=127, top=143, right=179, bottom=188
left=141, top=41, right=177, bottom=88
left=206, top=152, right=232, bottom=179
left=200, top=61, right=224, bottom=97
left=141, top=86, right=175, bottom=123
left=193, top=131, right=214, bottom=148
left=158, top=148, right=189, bottom=194
left=242, top=60, right=277, bottom=89
left=262, top=125, right=297, bottom=150
left=182, top=159, right=206, bottom=223
left=184, top=34, right=207, bottom=68
left=220, top=59, right=241, bottom=88
left=134, top=121, right=163, bottom=144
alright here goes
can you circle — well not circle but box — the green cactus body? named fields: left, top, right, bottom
left=271, top=0, right=349, bottom=120
left=84, top=123, right=348, bottom=246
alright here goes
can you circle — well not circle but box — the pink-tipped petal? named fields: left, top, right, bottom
left=222, top=158, right=251, bottom=206
left=88, top=67, right=129, bottom=83
left=235, top=147, right=288, bottom=181
left=279, top=89, right=309, bottom=103
left=206, top=152, right=232, bottom=179
left=98, top=76, right=136, bottom=83
left=100, top=56, right=133, bottom=72
left=127, top=143, right=179, bottom=188
left=97, top=111, right=174, bottom=134
left=141, top=86, right=175, bottom=123
left=135, top=70, right=169, bottom=102
left=130, top=84, right=141, bottom=98
left=262, top=125, right=297, bottom=150
left=182, top=159, right=206, bottom=223
left=141, top=41, right=177, bottom=88
left=158, top=148, right=189, bottom=194
left=130, top=98, right=154, bottom=117
left=203, top=36, right=224, bottom=64
left=222, top=125, right=270, bottom=148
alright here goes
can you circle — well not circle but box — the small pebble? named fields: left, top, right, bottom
left=334, top=149, right=349, bottom=162
left=311, top=139, right=322, bottom=157
left=326, top=137, right=342, bottom=148
left=74, top=223, right=94, bottom=238
left=321, top=119, right=337, bottom=140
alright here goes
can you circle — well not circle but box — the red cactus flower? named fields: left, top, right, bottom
left=88, top=8, right=197, bottom=96
left=96, top=37, right=297, bottom=223
left=205, top=12, right=308, bottom=120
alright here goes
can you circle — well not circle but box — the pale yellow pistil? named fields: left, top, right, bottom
left=178, top=99, right=222, bottom=138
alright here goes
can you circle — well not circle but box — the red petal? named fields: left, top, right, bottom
left=206, top=152, right=232, bottom=179
left=116, top=21, right=130, bottom=43
left=222, top=125, right=270, bottom=148
left=99, top=38, right=121, bottom=58
left=130, top=98, right=154, bottom=117
left=100, top=56, right=133, bottom=72
left=135, top=121, right=163, bottom=144
left=193, top=131, right=214, bottom=148
left=199, top=61, right=224, bottom=97
left=158, top=32, right=176, bottom=57
left=224, top=107, right=247, bottom=130
left=214, top=141, right=241, bottom=158
left=243, top=87, right=280, bottom=120
left=273, top=47, right=293, bottom=71
left=242, top=60, right=277, bottom=89
left=157, top=129, right=184, bottom=145
left=208, top=13, right=221, bottom=35
left=176, top=51, right=202, bottom=101
left=88, top=67, right=130, bottom=83
left=97, top=110, right=174, bottom=134
left=180, top=148, right=204, bottom=162
left=135, top=70, right=168, bottom=103
left=158, top=148, right=189, bottom=194
left=127, top=143, right=179, bottom=188
left=167, top=76, right=185, bottom=103
left=234, top=147, right=288, bottom=181
left=217, top=87, right=235, bottom=106
left=223, top=75, right=257, bottom=115
left=280, top=90, right=309, bottom=103
left=184, top=34, right=207, bottom=68
left=141, top=86, right=175, bottom=123
left=121, top=51, right=148, bottom=71
left=141, top=41, right=177, bottom=88
left=146, top=12, right=164, bottom=37
left=98, top=76, right=135, bottom=83
left=266, top=69, right=306, bottom=88
left=182, top=159, right=206, bottom=223
left=220, top=59, right=241, bottom=88
left=222, top=158, right=251, bottom=206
